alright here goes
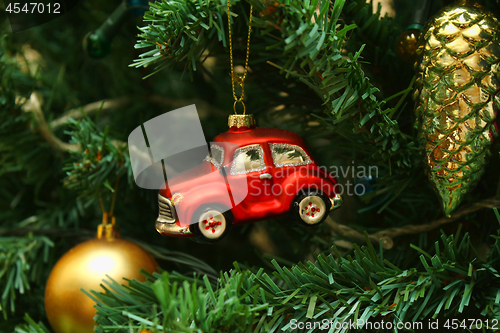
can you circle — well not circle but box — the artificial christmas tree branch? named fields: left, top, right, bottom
left=50, top=97, right=133, bottom=130
left=0, top=234, right=53, bottom=318
left=50, top=95, right=219, bottom=130
left=80, top=229, right=500, bottom=332
left=375, top=196, right=500, bottom=238
left=327, top=196, right=500, bottom=249
left=21, top=93, right=130, bottom=154
left=325, top=217, right=394, bottom=250
left=21, top=92, right=80, bottom=152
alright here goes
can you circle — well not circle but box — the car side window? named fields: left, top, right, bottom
left=230, top=144, right=266, bottom=175
left=269, top=143, right=312, bottom=167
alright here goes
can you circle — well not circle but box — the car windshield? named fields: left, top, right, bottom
left=204, top=144, right=225, bottom=169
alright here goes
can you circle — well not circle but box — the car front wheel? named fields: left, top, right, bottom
left=189, top=206, right=233, bottom=243
left=291, top=190, right=331, bottom=227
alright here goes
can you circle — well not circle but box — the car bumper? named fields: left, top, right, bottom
left=156, top=194, right=192, bottom=237
left=155, top=220, right=192, bottom=236
left=330, top=193, right=342, bottom=210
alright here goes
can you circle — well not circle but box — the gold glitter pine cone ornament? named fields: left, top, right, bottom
left=414, top=0, right=500, bottom=216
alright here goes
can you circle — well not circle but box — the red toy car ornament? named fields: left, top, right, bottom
left=155, top=114, right=342, bottom=242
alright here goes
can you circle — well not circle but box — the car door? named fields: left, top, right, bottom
left=228, top=144, right=275, bottom=217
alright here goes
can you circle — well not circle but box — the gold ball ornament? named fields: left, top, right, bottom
left=396, top=29, right=420, bottom=63
left=44, top=223, right=158, bottom=333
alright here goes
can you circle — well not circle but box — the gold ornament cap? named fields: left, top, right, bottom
left=228, top=114, right=255, bottom=129
left=97, top=213, right=119, bottom=240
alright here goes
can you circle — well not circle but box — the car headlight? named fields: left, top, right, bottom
left=171, top=192, right=183, bottom=206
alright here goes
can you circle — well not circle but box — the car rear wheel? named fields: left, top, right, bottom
left=290, top=190, right=331, bottom=227
left=189, top=206, right=233, bottom=243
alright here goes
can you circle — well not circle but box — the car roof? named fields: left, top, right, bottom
left=212, top=127, right=307, bottom=147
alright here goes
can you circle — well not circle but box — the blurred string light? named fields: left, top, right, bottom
left=82, top=0, right=148, bottom=58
